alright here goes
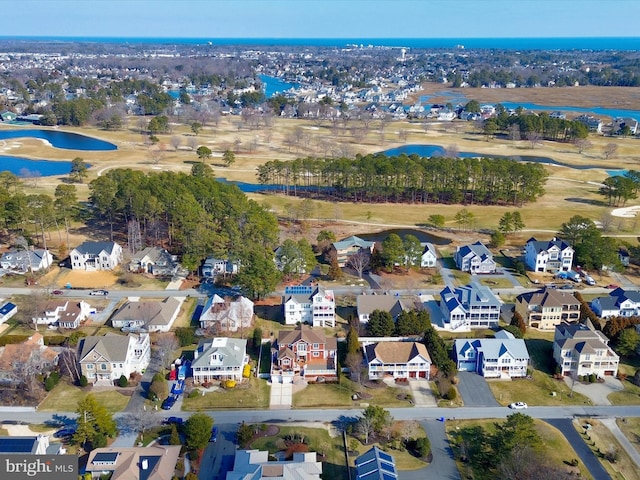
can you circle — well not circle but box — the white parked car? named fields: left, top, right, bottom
left=89, top=289, right=109, bottom=296
left=509, top=402, right=528, bottom=409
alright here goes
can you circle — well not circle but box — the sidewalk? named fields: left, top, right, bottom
left=600, top=418, right=640, bottom=468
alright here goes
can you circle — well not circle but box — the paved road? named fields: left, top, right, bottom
left=545, top=418, right=612, bottom=480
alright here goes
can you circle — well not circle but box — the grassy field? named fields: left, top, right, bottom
left=181, top=377, right=270, bottom=410
left=574, top=418, right=640, bottom=480
left=249, top=425, right=347, bottom=479
left=616, top=417, right=640, bottom=455
left=448, top=418, right=592, bottom=480
left=37, top=381, right=131, bottom=414
left=293, top=378, right=415, bottom=409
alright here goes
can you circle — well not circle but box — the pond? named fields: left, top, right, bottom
left=0, top=156, right=80, bottom=177
left=0, top=129, right=117, bottom=151
left=359, top=228, right=450, bottom=245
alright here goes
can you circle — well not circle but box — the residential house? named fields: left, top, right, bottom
left=85, top=445, right=181, bottom=480
left=553, top=321, right=619, bottom=377
left=356, top=293, right=411, bottom=323
left=515, top=288, right=581, bottom=330
left=271, top=325, right=337, bottom=383
left=78, top=332, right=151, bottom=385
left=618, top=248, right=630, bottom=267
left=439, top=284, right=501, bottom=331
left=0, top=302, right=17, bottom=324
left=33, top=299, right=92, bottom=329
left=613, top=117, right=639, bottom=135
left=0, top=435, right=64, bottom=455
left=575, top=114, right=603, bottom=133
left=70, top=241, right=123, bottom=271
left=0, top=332, right=59, bottom=385
left=191, top=337, right=249, bottom=384
left=453, top=330, right=530, bottom=378
left=363, top=341, right=431, bottom=379
left=283, top=285, right=335, bottom=328
left=129, top=246, right=178, bottom=276
left=355, top=446, right=397, bottom=480
left=329, top=235, right=375, bottom=267
left=454, top=241, right=496, bottom=274
left=110, top=297, right=183, bottom=333
left=420, top=243, right=438, bottom=268
left=227, top=450, right=322, bottom=480
left=198, top=294, right=254, bottom=333
left=591, top=287, right=640, bottom=318
left=201, top=256, right=239, bottom=278
left=524, top=237, right=574, bottom=272
left=0, top=248, right=53, bottom=272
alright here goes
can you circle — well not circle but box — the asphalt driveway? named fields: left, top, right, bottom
left=399, top=420, right=460, bottom=480
left=456, top=372, right=500, bottom=407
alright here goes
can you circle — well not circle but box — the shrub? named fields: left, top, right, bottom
left=415, top=437, right=431, bottom=457
left=44, top=372, right=60, bottom=391
left=243, top=364, right=251, bottom=378
left=149, top=376, right=168, bottom=401
left=79, top=375, right=88, bottom=387
left=93, top=432, right=108, bottom=448
left=224, top=379, right=237, bottom=389
left=67, top=331, right=87, bottom=347
left=445, top=386, right=457, bottom=400
left=44, top=335, right=66, bottom=346
left=117, top=375, right=128, bottom=387
left=589, top=373, right=596, bottom=383
left=570, top=458, right=580, bottom=467
left=188, top=389, right=201, bottom=398
left=175, top=327, right=196, bottom=347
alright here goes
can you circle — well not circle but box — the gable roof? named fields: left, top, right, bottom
left=517, top=288, right=580, bottom=308
left=78, top=332, right=143, bottom=363
left=454, top=334, right=529, bottom=361
left=457, top=241, right=492, bottom=260
left=526, top=237, right=573, bottom=254
left=111, top=297, right=182, bottom=328
left=332, top=235, right=375, bottom=251
left=73, top=241, right=120, bottom=256
left=357, top=294, right=411, bottom=318
left=355, top=446, right=398, bottom=480
left=86, top=445, right=180, bottom=480
left=277, top=325, right=337, bottom=350
left=365, top=342, right=431, bottom=365
left=191, top=337, right=247, bottom=369
left=199, top=295, right=254, bottom=324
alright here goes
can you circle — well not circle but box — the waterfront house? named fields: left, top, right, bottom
left=191, top=337, right=249, bottom=384
left=70, top=241, right=123, bottom=271
left=453, top=330, right=530, bottom=378
left=420, top=243, right=438, bottom=268
left=591, top=287, right=640, bottom=318
left=363, top=341, right=431, bottom=379
left=553, top=321, right=619, bottom=378
left=524, top=237, right=574, bottom=273
left=78, top=332, right=150, bottom=385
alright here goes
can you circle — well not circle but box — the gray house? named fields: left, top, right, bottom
left=454, top=241, right=496, bottom=273
left=454, top=330, right=530, bottom=378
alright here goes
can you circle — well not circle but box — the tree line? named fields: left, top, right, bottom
left=257, top=154, right=548, bottom=206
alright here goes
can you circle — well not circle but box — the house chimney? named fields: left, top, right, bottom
left=141, top=459, right=148, bottom=470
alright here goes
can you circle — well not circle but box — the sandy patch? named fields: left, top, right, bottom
left=2, top=425, right=55, bottom=436
left=611, top=205, right=640, bottom=218
left=55, top=269, right=118, bottom=288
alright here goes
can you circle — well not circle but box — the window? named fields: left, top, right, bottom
left=312, top=343, right=319, bottom=349
left=86, top=364, right=94, bottom=370
left=313, top=352, right=319, bottom=357
left=100, top=363, right=108, bottom=370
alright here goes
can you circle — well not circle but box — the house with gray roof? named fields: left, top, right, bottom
left=524, top=237, right=574, bottom=272
left=110, top=297, right=183, bottom=333
left=227, top=450, right=322, bottom=480
left=198, top=294, right=254, bottom=333
left=439, top=284, right=501, bottom=331
left=0, top=248, right=53, bottom=272
left=86, top=445, right=180, bottom=480
left=357, top=293, right=412, bottom=323
left=128, top=246, right=178, bottom=276
left=420, top=242, right=438, bottom=268
left=70, top=241, right=123, bottom=271
left=78, top=332, right=150, bottom=385
left=329, top=235, right=375, bottom=267
left=591, top=287, right=640, bottom=318
left=191, top=337, right=249, bottom=384
left=283, top=285, right=335, bottom=327
left=454, top=330, right=530, bottom=378
left=553, top=322, right=619, bottom=378
left=454, top=241, right=496, bottom=273
left=355, top=446, right=397, bottom=480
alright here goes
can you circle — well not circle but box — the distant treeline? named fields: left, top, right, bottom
left=257, top=154, right=548, bottom=206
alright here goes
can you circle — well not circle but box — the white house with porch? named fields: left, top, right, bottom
left=363, top=341, right=431, bottom=379
left=70, top=241, right=123, bottom=271
left=453, top=330, right=530, bottom=378
left=191, top=337, right=249, bottom=384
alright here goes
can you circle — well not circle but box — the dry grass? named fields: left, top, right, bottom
left=616, top=417, right=640, bottom=455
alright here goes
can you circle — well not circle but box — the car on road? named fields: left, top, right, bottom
left=51, top=290, right=64, bottom=295
left=161, top=395, right=178, bottom=410
left=162, top=416, right=183, bottom=425
left=89, top=289, right=109, bottom=296
left=559, top=284, right=573, bottom=290
left=508, top=402, right=528, bottom=409
left=210, top=426, right=218, bottom=443
left=54, top=427, right=76, bottom=439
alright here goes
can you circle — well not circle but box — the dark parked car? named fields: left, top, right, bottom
left=51, top=290, right=64, bottom=295
left=162, top=416, right=183, bottom=425
left=54, top=428, right=76, bottom=439
left=161, top=395, right=178, bottom=410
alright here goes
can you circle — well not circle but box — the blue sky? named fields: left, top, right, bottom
left=3, top=0, right=639, bottom=39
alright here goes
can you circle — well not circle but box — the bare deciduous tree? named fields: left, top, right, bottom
left=526, top=131, right=543, bottom=149
left=574, top=138, right=592, bottom=154
left=346, top=251, right=370, bottom=279
left=603, top=143, right=618, bottom=159
left=154, top=334, right=179, bottom=372
left=170, top=135, right=182, bottom=151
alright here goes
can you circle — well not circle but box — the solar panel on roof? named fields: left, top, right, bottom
left=0, top=438, right=36, bottom=453
left=382, top=473, right=397, bottom=480
left=377, top=451, right=393, bottom=463
left=93, top=452, right=118, bottom=463
left=285, top=285, right=313, bottom=295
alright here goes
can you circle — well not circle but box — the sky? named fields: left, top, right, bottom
left=3, top=0, right=639, bottom=39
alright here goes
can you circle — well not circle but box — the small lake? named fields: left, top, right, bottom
left=381, top=145, right=608, bottom=170
left=259, top=74, right=300, bottom=98
left=0, top=156, right=78, bottom=177
left=500, top=102, right=640, bottom=121
left=0, top=129, right=117, bottom=151
left=359, top=228, right=450, bottom=245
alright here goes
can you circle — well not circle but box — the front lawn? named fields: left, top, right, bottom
left=182, top=377, right=270, bottom=410
left=487, top=370, right=591, bottom=406
left=249, top=425, right=347, bottom=479
left=293, top=378, right=414, bottom=409
left=38, top=381, right=131, bottom=414
left=608, top=378, right=640, bottom=405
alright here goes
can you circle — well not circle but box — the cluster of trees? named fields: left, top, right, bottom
left=599, top=170, right=640, bottom=207
left=257, top=154, right=548, bottom=206
left=558, top=215, right=621, bottom=272
left=423, top=324, right=456, bottom=378
left=355, top=405, right=393, bottom=445
left=481, top=109, right=589, bottom=142
left=367, top=310, right=431, bottom=337
left=275, top=238, right=317, bottom=278
left=73, top=394, right=118, bottom=450
left=603, top=316, right=640, bottom=357
left=88, top=169, right=281, bottom=298
left=370, top=233, right=423, bottom=272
